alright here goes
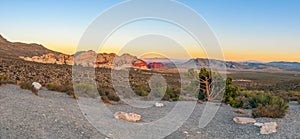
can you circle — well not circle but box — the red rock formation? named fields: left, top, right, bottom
left=133, top=59, right=148, bottom=69
left=148, top=62, right=166, bottom=69
left=20, top=51, right=150, bottom=70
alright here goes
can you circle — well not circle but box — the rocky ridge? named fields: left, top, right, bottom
left=20, top=50, right=150, bottom=69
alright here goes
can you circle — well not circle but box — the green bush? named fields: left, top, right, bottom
left=249, top=94, right=288, bottom=118
left=298, top=97, right=300, bottom=105
left=162, top=86, right=180, bottom=101
left=223, top=77, right=242, bottom=107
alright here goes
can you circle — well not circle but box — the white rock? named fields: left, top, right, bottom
left=254, top=122, right=264, bottom=127
left=32, top=82, right=42, bottom=90
left=260, top=122, right=278, bottom=135
left=114, top=112, right=141, bottom=122
left=233, top=117, right=256, bottom=124
left=183, top=131, right=188, bottom=134
left=154, top=102, right=164, bottom=107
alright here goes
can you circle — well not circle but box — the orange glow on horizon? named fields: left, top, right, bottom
left=45, top=44, right=300, bottom=62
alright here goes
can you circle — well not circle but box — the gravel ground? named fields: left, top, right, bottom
left=0, top=84, right=299, bottom=139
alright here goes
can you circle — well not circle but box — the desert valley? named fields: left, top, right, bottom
left=0, top=34, right=299, bottom=138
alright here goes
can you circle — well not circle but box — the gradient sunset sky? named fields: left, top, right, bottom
left=1, top=0, right=299, bottom=62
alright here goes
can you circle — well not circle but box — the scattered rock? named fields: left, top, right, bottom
left=32, top=82, right=42, bottom=90
left=233, top=117, right=256, bottom=124
left=154, top=102, right=164, bottom=107
left=114, top=112, right=141, bottom=122
left=260, top=122, right=278, bottom=135
left=183, top=131, right=188, bottom=134
left=236, top=109, right=247, bottom=114
left=254, top=122, right=264, bottom=127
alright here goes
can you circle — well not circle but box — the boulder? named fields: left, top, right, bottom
left=233, top=117, right=256, bottom=124
left=260, top=122, right=278, bottom=135
left=154, top=102, right=164, bottom=107
left=114, top=112, right=141, bottom=122
left=32, top=82, right=42, bottom=90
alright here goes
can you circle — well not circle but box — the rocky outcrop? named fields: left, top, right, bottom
left=74, top=50, right=96, bottom=67
left=148, top=62, right=166, bottom=69
left=20, top=53, right=74, bottom=65
left=114, top=112, right=141, bottom=122
left=20, top=51, right=149, bottom=70
left=132, top=59, right=148, bottom=69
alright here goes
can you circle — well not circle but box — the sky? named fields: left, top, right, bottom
left=0, top=0, right=299, bottom=62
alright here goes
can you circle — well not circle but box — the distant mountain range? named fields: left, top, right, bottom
left=0, top=34, right=299, bottom=72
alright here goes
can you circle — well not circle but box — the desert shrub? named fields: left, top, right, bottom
left=101, top=96, right=111, bottom=103
left=162, top=86, right=180, bottom=101
left=98, top=85, right=120, bottom=102
left=252, top=104, right=287, bottom=118
left=0, top=75, right=9, bottom=85
left=20, top=82, right=34, bottom=90
left=74, top=83, right=98, bottom=98
left=0, top=75, right=8, bottom=81
left=106, top=91, right=120, bottom=101
left=45, top=82, right=76, bottom=99
left=132, top=84, right=150, bottom=96
left=249, top=94, right=288, bottom=118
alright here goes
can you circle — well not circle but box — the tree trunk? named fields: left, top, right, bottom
left=205, top=82, right=210, bottom=101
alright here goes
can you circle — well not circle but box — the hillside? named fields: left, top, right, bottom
left=0, top=35, right=61, bottom=58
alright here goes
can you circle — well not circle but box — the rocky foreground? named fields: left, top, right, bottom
left=0, top=85, right=299, bottom=139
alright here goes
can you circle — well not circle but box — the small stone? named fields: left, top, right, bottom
left=233, top=117, right=256, bottom=124
left=254, top=122, right=264, bottom=127
left=154, top=102, right=164, bottom=107
left=183, top=131, right=188, bottom=134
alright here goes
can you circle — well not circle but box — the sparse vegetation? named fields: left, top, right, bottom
left=132, top=84, right=150, bottom=97
left=223, top=77, right=243, bottom=108
left=19, top=81, right=39, bottom=96
left=45, top=82, right=76, bottom=99
left=20, top=82, right=34, bottom=90
left=98, top=85, right=120, bottom=102
left=249, top=94, right=288, bottom=118
left=0, top=75, right=9, bottom=86
left=162, top=86, right=180, bottom=101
